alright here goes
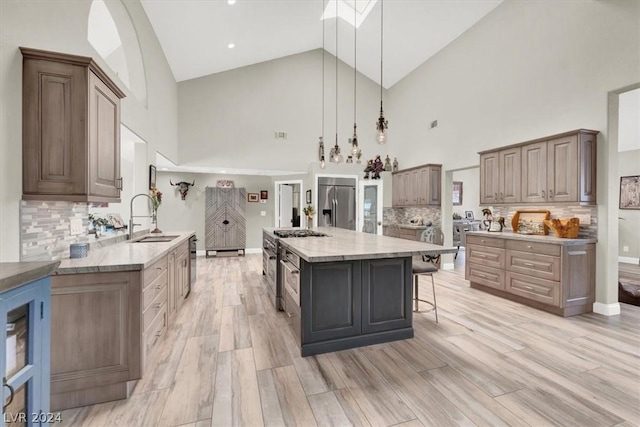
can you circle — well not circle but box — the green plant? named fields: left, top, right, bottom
left=303, top=204, right=315, bottom=217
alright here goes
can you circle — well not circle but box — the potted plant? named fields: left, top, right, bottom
left=355, top=149, right=362, bottom=164
left=303, top=204, right=315, bottom=229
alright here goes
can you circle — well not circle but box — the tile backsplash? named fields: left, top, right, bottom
left=20, top=201, right=89, bottom=261
left=489, top=204, right=598, bottom=238
left=384, top=206, right=442, bottom=228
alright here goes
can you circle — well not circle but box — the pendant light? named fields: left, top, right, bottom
left=351, top=1, right=359, bottom=156
left=376, top=0, right=388, bottom=144
left=332, top=0, right=342, bottom=163
left=319, top=0, right=326, bottom=169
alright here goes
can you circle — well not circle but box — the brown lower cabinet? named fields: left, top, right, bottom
left=50, top=242, right=190, bottom=411
left=465, top=234, right=595, bottom=316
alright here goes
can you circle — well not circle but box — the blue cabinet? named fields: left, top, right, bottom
left=1, top=276, right=51, bottom=426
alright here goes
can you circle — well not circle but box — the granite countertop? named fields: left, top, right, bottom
left=275, top=227, right=457, bottom=263
left=0, top=261, right=61, bottom=294
left=465, top=230, right=597, bottom=245
left=55, top=231, right=196, bottom=275
left=382, top=223, right=428, bottom=230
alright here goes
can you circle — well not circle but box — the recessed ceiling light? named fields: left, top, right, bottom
left=227, top=0, right=236, bottom=5
left=228, top=43, right=235, bottom=49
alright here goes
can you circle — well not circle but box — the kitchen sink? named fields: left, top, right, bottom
left=132, top=235, right=180, bottom=243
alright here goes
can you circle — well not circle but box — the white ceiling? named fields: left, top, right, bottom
left=141, top=0, right=502, bottom=88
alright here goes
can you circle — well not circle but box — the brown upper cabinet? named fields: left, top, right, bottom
left=21, top=47, right=126, bottom=202
left=480, top=129, right=597, bottom=205
left=392, top=164, right=441, bottom=207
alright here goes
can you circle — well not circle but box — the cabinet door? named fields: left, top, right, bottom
left=521, top=142, right=548, bottom=203
left=578, top=132, right=597, bottom=203
left=499, top=148, right=521, bottom=204
left=1, top=278, right=50, bottom=423
left=409, top=170, right=420, bottom=205
left=401, top=172, right=411, bottom=205
left=418, top=167, right=429, bottom=204
left=427, top=165, right=441, bottom=205
left=167, top=251, right=177, bottom=321
left=22, top=59, right=87, bottom=197
left=361, top=258, right=412, bottom=333
left=392, top=173, right=401, bottom=206
left=547, top=135, right=578, bottom=202
left=300, top=260, right=362, bottom=344
left=480, top=152, right=500, bottom=204
left=88, top=71, right=121, bottom=200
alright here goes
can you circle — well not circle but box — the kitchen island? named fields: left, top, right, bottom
left=274, top=227, right=456, bottom=357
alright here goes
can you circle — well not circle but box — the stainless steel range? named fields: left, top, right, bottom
left=263, top=228, right=328, bottom=311
left=273, top=230, right=328, bottom=238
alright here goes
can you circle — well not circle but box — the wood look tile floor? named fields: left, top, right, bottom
left=60, top=250, right=640, bottom=427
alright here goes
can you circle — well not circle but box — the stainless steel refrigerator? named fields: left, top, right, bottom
left=318, top=177, right=356, bottom=230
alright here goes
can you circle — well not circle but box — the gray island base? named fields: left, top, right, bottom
left=271, top=227, right=456, bottom=357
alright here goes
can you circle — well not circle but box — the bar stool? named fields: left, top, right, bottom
left=412, top=227, right=443, bottom=322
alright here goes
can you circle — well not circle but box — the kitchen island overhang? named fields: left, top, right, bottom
left=272, top=227, right=456, bottom=357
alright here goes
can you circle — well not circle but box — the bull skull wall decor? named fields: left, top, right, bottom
left=170, top=179, right=195, bottom=200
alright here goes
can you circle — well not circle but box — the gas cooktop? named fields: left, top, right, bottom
left=273, top=229, right=328, bottom=238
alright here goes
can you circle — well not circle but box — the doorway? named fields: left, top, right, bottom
left=274, top=180, right=303, bottom=228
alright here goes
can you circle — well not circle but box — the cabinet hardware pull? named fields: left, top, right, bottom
left=116, top=177, right=123, bottom=190
left=522, top=285, right=534, bottom=291
left=3, top=377, right=14, bottom=411
left=155, top=303, right=162, bottom=308
left=500, top=192, right=503, bottom=201
left=481, top=239, right=486, bottom=243
left=155, top=285, right=162, bottom=289
left=526, top=245, right=532, bottom=249
left=542, top=190, right=546, bottom=198
left=156, top=330, right=163, bottom=337
left=477, top=273, right=486, bottom=278
left=476, top=254, right=486, bottom=258
left=549, top=190, right=554, bottom=198
left=494, top=193, right=498, bottom=200
left=156, top=267, right=163, bottom=270
left=524, top=262, right=535, bottom=267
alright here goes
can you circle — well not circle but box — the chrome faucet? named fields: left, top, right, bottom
left=129, top=193, right=154, bottom=238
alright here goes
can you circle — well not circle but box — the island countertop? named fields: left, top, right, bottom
left=0, top=261, right=61, bottom=294
left=273, top=226, right=457, bottom=263
left=465, top=230, right=597, bottom=245
left=55, top=231, right=195, bottom=275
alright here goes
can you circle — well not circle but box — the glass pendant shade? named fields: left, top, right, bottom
left=320, top=157, right=326, bottom=169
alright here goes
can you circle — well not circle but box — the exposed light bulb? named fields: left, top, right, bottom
left=377, top=129, right=386, bottom=144
left=227, top=0, right=236, bottom=4
left=320, top=157, right=326, bottom=169
left=228, top=43, right=235, bottom=49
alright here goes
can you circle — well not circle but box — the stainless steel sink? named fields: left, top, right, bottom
left=132, top=235, right=180, bottom=243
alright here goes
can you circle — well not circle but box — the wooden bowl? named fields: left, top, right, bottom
left=544, top=218, right=580, bottom=238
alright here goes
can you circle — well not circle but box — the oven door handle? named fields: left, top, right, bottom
left=280, top=259, right=299, bottom=275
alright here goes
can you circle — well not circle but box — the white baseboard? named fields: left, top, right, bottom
left=618, top=256, right=639, bottom=265
left=442, top=262, right=455, bottom=271
left=593, top=302, right=621, bottom=316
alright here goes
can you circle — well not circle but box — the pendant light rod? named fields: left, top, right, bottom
left=380, top=0, right=383, bottom=101
left=376, top=0, right=388, bottom=144
left=334, top=0, right=341, bottom=162
left=319, top=0, right=326, bottom=169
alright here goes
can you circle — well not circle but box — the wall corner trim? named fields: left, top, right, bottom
left=593, top=302, right=621, bottom=316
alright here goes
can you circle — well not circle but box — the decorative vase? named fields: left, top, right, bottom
left=307, top=216, right=313, bottom=229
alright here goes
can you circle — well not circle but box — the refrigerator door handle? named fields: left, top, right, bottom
left=334, top=198, right=338, bottom=226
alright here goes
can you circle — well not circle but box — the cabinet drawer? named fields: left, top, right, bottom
left=467, top=244, right=505, bottom=269
left=143, top=269, right=167, bottom=309
left=506, top=250, right=560, bottom=281
left=507, top=272, right=560, bottom=307
left=144, top=256, right=168, bottom=288
left=143, top=285, right=167, bottom=331
left=466, top=235, right=505, bottom=248
left=144, top=304, right=168, bottom=357
left=465, top=263, right=505, bottom=291
left=506, top=240, right=560, bottom=257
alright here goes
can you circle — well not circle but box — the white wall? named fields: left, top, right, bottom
left=387, top=0, right=640, bottom=309
left=0, top=0, right=179, bottom=261
left=618, top=150, right=640, bottom=261
left=618, top=89, right=640, bottom=153
left=452, top=168, right=480, bottom=221
left=178, top=49, right=385, bottom=172
left=157, top=172, right=275, bottom=250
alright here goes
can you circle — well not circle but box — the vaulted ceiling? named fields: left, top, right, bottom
left=141, top=0, right=502, bottom=88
